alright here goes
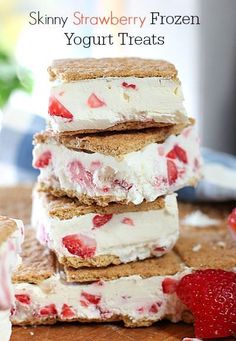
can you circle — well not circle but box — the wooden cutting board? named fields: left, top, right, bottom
left=0, top=186, right=233, bottom=341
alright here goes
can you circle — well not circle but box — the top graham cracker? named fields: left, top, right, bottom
left=0, top=215, right=17, bottom=246
left=48, top=58, right=178, bottom=82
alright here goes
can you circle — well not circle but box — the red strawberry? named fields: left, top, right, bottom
left=166, top=148, right=177, bottom=159
left=122, top=82, right=136, bottom=90
left=48, top=96, right=73, bottom=120
left=39, top=304, right=57, bottom=316
left=166, top=145, right=188, bottom=164
left=122, top=217, right=134, bottom=226
left=92, top=214, right=113, bottom=229
left=61, top=304, right=75, bottom=318
left=68, top=160, right=93, bottom=188
left=149, top=302, right=162, bottom=314
left=167, top=160, right=178, bottom=185
left=227, top=208, right=236, bottom=240
left=87, top=93, right=106, bottom=108
left=62, top=234, right=96, bottom=258
left=15, top=294, right=31, bottom=305
left=162, top=278, right=179, bottom=294
left=81, top=291, right=101, bottom=305
left=176, top=269, right=236, bottom=339
left=34, top=151, right=52, bottom=169
left=174, top=145, right=188, bottom=164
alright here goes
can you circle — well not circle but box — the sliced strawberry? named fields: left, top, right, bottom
left=122, top=217, right=134, bottom=226
left=167, top=160, right=178, bottom=185
left=122, top=82, right=136, bottom=90
left=87, top=93, right=106, bottom=108
left=48, top=96, right=73, bottom=120
left=62, top=234, right=96, bottom=258
left=166, top=148, right=177, bottom=159
left=92, top=214, right=113, bottom=229
left=61, top=304, right=75, bottom=318
left=162, top=278, right=179, bottom=294
left=15, top=294, right=31, bottom=305
left=149, top=302, right=162, bottom=314
left=81, top=291, right=101, bottom=305
left=174, top=145, right=188, bottom=164
left=34, top=151, right=52, bottom=169
left=153, top=246, right=166, bottom=252
left=68, top=160, right=93, bottom=188
left=176, top=269, right=236, bottom=339
left=39, top=304, right=57, bottom=316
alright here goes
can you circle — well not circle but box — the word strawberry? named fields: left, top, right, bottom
left=34, top=151, right=52, bottom=169
left=167, top=160, right=178, bottom=185
left=92, top=214, right=113, bottom=229
left=15, top=294, right=31, bottom=305
left=62, top=234, right=96, bottom=258
left=176, top=269, right=236, bottom=339
left=122, top=82, right=136, bottom=89
left=87, top=93, right=106, bottom=108
left=48, top=96, right=73, bottom=120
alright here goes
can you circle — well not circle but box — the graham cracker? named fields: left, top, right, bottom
left=38, top=190, right=165, bottom=220
left=13, top=312, right=191, bottom=328
left=12, top=229, right=56, bottom=284
left=0, top=215, right=17, bottom=246
left=64, top=252, right=182, bottom=282
left=53, top=121, right=181, bottom=136
left=48, top=58, right=178, bottom=82
left=175, top=228, right=236, bottom=271
left=35, top=120, right=192, bottom=158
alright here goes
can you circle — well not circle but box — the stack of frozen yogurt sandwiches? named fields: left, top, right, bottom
left=10, top=58, right=236, bottom=339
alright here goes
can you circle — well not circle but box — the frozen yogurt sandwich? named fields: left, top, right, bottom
left=0, top=216, right=24, bottom=341
left=33, top=120, right=202, bottom=206
left=32, top=190, right=179, bottom=268
left=47, top=58, right=188, bottom=134
left=12, top=219, right=235, bottom=339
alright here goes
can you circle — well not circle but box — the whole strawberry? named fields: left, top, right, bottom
left=176, top=269, right=236, bottom=339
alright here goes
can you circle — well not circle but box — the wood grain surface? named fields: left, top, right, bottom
left=0, top=186, right=234, bottom=341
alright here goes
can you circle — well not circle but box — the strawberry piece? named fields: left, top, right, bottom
left=162, top=278, right=179, bottom=294
left=166, top=148, right=177, bottom=159
left=15, top=294, right=31, bottom=305
left=149, top=302, right=162, bottom=314
left=227, top=208, right=236, bottom=240
left=39, top=304, right=57, bottom=316
left=87, top=93, right=106, bottom=108
left=174, top=145, right=188, bottom=164
left=166, top=145, right=188, bottom=164
left=176, top=269, right=236, bottom=339
left=122, top=82, right=136, bottom=90
left=81, top=291, right=101, bottom=305
left=61, top=304, right=75, bottom=318
left=62, top=234, right=96, bottom=258
left=122, top=217, right=134, bottom=226
left=68, top=160, right=93, bottom=188
left=34, top=151, right=52, bottom=169
left=48, top=96, right=73, bottom=120
left=167, top=160, right=178, bottom=185
left=92, top=214, right=113, bottom=229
